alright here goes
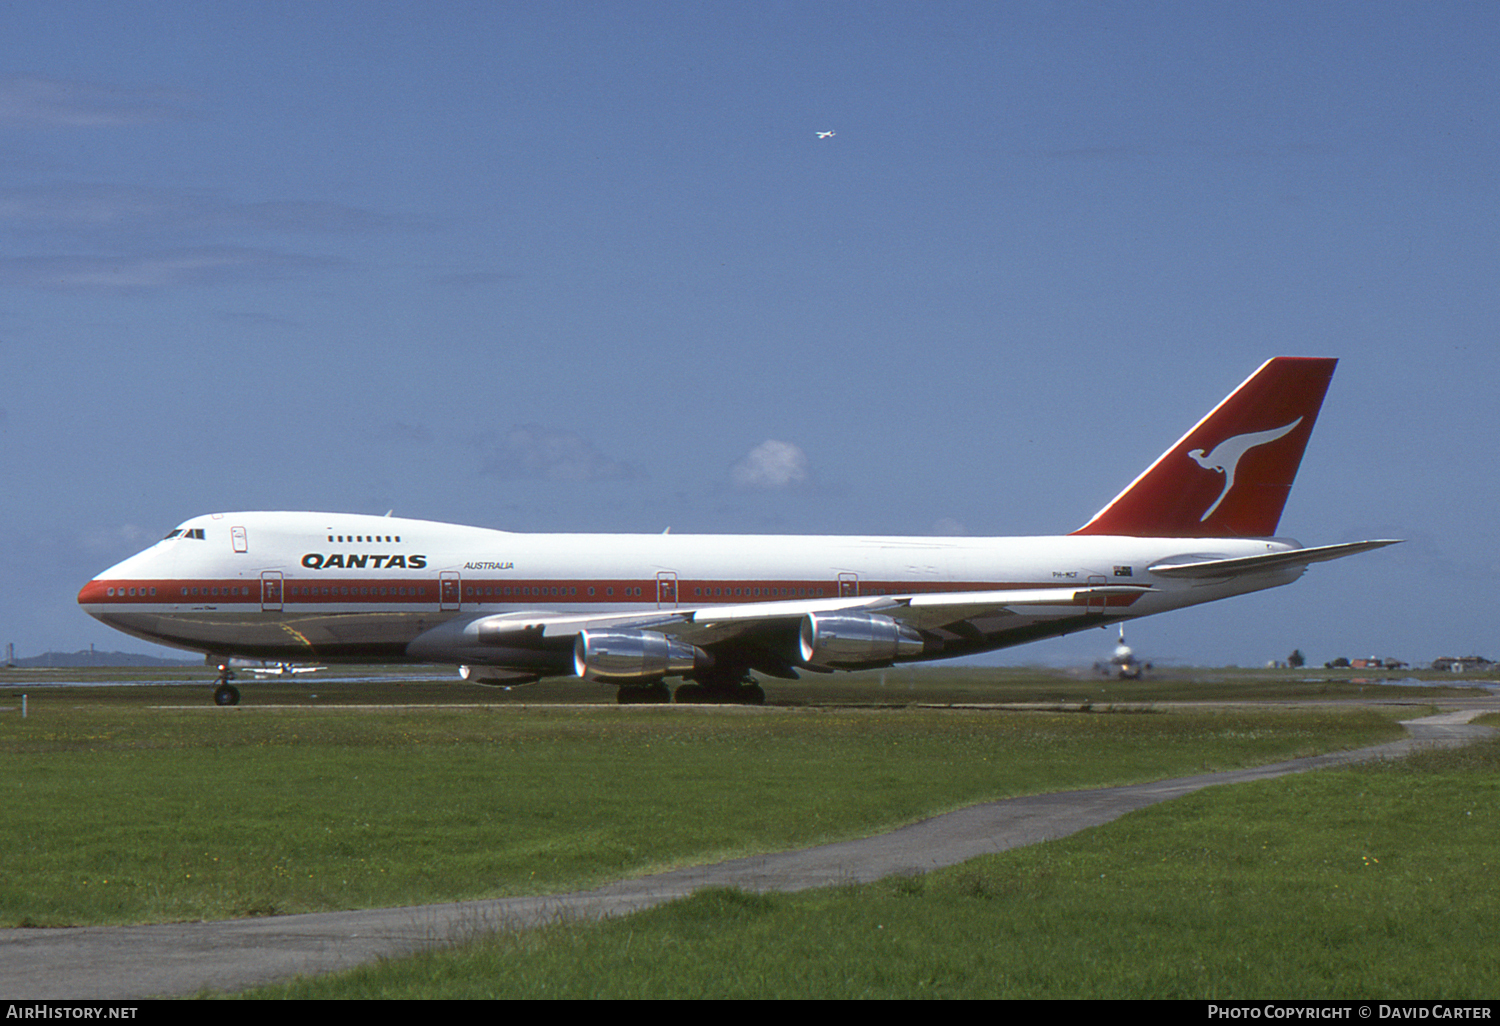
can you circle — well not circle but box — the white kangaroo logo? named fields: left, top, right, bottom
left=1188, top=418, right=1302, bottom=521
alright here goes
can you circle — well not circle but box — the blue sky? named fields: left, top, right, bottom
left=3, top=1, right=1496, bottom=668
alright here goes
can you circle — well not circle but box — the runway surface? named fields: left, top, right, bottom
left=2, top=706, right=1492, bottom=999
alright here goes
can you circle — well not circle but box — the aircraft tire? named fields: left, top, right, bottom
left=214, top=683, right=241, bottom=707
left=616, top=682, right=671, bottom=705
left=675, top=681, right=765, bottom=705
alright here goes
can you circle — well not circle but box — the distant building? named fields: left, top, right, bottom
left=1351, top=657, right=1408, bottom=670
left=1432, top=656, right=1492, bottom=673
left=1326, top=656, right=1408, bottom=669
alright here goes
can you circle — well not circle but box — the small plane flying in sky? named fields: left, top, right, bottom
left=816, top=130, right=835, bottom=138
left=80, top=357, right=1396, bottom=705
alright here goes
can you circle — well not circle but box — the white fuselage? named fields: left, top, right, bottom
left=79, top=510, right=1302, bottom=670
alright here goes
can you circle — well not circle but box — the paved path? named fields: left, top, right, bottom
left=2, top=708, right=1491, bottom=999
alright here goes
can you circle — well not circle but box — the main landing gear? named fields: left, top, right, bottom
left=212, top=664, right=241, bottom=707
left=613, top=668, right=766, bottom=706
left=615, top=682, right=673, bottom=705
left=671, top=680, right=766, bottom=705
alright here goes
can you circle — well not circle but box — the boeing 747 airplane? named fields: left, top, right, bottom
left=80, top=357, right=1397, bottom=705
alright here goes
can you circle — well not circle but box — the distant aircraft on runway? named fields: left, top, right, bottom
left=240, top=662, right=325, bottom=677
left=1097, top=627, right=1149, bottom=680
left=80, top=357, right=1397, bottom=706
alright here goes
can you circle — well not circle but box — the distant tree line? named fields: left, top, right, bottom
left=7, top=650, right=198, bottom=668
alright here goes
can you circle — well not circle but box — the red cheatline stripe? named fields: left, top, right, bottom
left=80, top=578, right=1101, bottom=605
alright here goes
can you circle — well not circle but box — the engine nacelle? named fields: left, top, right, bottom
left=573, top=629, right=713, bottom=684
left=799, top=612, right=925, bottom=669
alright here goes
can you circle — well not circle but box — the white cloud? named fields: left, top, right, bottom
left=432, top=270, right=523, bottom=288
left=0, top=247, right=340, bottom=291
left=730, top=440, right=812, bottom=491
left=0, top=76, right=195, bottom=127
left=0, top=184, right=398, bottom=239
left=0, top=184, right=391, bottom=292
left=378, top=421, right=433, bottom=446
left=80, top=523, right=154, bottom=555
left=478, top=425, right=643, bottom=483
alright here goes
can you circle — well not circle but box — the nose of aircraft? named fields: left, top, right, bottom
left=77, top=577, right=124, bottom=635
left=78, top=538, right=173, bottom=622
left=78, top=578, right=111, bottom=606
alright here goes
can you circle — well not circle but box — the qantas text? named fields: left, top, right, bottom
left=301, top=553, right=428, bottom=570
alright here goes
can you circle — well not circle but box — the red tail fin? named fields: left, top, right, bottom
left=1073, top=357, right=1337, bottom=538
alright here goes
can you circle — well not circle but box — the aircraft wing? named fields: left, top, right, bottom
left=443, top=595, right=894, bottom=646
left=413, top=535, right=1393, bottom=678
left=672, top=585, right=1154, bottom=639
left=437, top=585, right=1154, bottom=648
left=1148, top=539, right=1401, bottom=579
left=418, top=542, right=1397, bottom=674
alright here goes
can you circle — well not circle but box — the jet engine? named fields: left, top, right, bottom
left=799, top=612, right=925, bottom=668
left=573, top=629, right=713, bottom=684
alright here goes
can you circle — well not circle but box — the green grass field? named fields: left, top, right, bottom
left=247, top=731, right=1500, bottom=999
left=0, top=667, right=1438, bottom=928
left=2, top=667, right=1494, bottom=998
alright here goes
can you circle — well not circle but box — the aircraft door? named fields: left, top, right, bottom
left=1086, top=574, right=1108, bottom=615
left=656, top=572, right=678, bottom=609
left=440, top=571, right=461, bottom=611
left=231, top=526, right=248, bottom=553
left=838, top=572, right=859, bottom=598
left=261, top=571, right=283, bottom=612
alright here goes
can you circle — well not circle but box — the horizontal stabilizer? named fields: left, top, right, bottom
left=1148, top=539, right=1401, bottom=579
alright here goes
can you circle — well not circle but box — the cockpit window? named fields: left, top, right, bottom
left=164, top=529, right=182, bottom=539
left=165, top=528, right=206, bottom=540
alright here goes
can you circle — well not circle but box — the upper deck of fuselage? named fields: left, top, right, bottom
left=83, top=511, right=503, bottom=580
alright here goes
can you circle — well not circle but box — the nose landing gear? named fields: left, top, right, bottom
left=212, top=664, right=241, bottom=706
